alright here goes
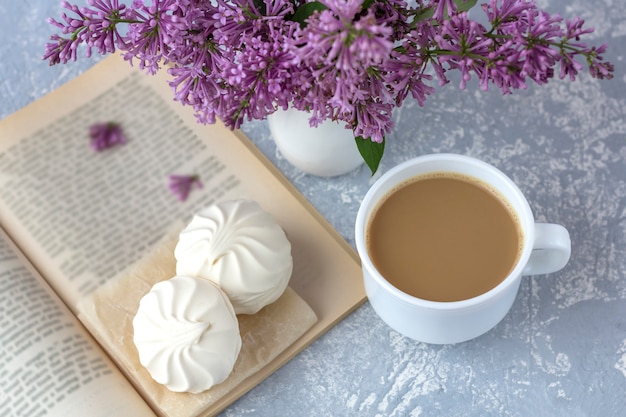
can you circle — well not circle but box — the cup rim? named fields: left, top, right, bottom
left=355, top=153, right=535, bottom=310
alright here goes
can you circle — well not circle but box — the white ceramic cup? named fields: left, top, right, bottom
left=355, top=154, right=571, bottom=344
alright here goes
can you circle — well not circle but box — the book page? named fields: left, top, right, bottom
left=0, top=228, right=156, bottom=417
left=0, top=53, right=365, bottom=323
left=0, top=54, right=366, bottom=415
left=77, top=237, right=318, bottom=417
left=0, top=67, right=246, bottom=310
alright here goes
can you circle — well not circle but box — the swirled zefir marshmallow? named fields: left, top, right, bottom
left=132, top=275, right=241, bottom=393
left=174, top=199, right=293, bottom=315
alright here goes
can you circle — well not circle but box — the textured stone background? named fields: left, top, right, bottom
left=1, top=1, right=625, bottom=416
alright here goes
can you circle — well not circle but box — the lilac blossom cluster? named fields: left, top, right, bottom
left=45, top=0, right=613, bottom=165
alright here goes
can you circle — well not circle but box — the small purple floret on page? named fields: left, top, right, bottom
left=89, top=122, right=127, bottom=151
left=168, top=175, right=203, bottom=202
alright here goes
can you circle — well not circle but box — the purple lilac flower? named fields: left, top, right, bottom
left=353, top=100, right=394, bottom=143
left=514, top=9, right=563, bottom=85
left=219, top=18, right=301, bottom=129
left=481, top=0, right=533, bottom=31
left=585, top=45, right=614, bottom=80
left=168, top=52, right=225, bottom=125
left=435, top=12, right=493, bottom=90
left=44, top=0, right=615, bottom=162
left=558, top=18, right=613, bottom=81
left=466, top=0, right=612, bottom=94
left=370, top=0, right=410, bottom=40
left=122, top=0, right=190, bottom=74
left=383, top=21, right=438, bottom=106
left=432, top=0, right=456, bottom=21
left=166, top=3, right=226, bottom=125
left=82, top=0, right=129, bottom=54
left=557, top=17, right=592, bottom=81
left=89, top=122, right=127, bottom=151
left=292, top=0, right=395, bottom=139
left=168, top=174, right=202, bottom=201
left=43, top=0, right=129, bottom=65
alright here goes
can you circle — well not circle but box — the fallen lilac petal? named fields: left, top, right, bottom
left=168, top=175, right=203, bottom=201
left=89, top=122, right=127, bottom=151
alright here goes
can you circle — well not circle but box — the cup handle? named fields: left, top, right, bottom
left=522, top=223, right=571, bottom=276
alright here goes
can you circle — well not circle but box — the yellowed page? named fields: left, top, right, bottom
left=77, top=237, right=318, bottom=417
left=0, top=54, right=366, bottom=415
left=0, top=227, right=157, bottom=417
left=0, top=67, right=248, bottom=308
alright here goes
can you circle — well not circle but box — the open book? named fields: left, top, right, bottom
left=0, top=55, right=365, bottom=417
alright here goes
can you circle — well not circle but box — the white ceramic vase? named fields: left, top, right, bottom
left=267, top=107, right=364, bottom=177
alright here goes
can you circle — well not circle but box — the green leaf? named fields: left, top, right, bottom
left=412, top=7, right=435, bottom=24
left=252, top=0, right=267, bottom=15
left=361, top=0, right=376, bottom=10
left=411, top=0, right=477, bottom=27
left=356, top=136, right=385, bottom=175
left=453, top=0, right=478, bottom=13
left=291, top=2, right=328, bottom=27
